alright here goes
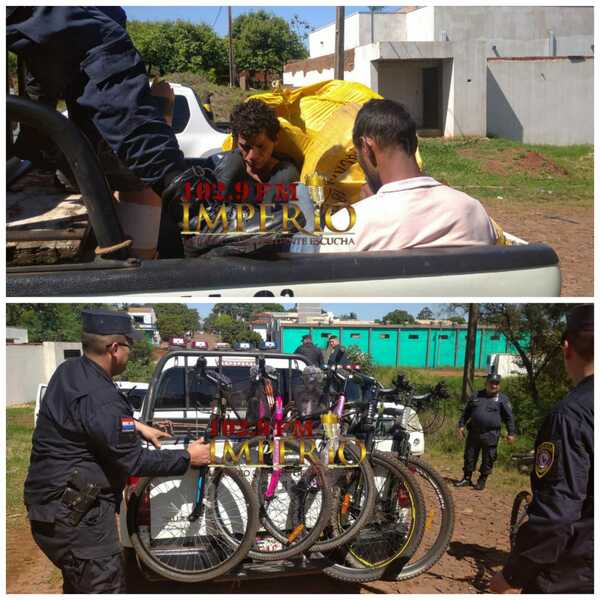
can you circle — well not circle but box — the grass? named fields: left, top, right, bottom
left=6, top=372, right=534, bottom=508
left=6, top=405, right=35, bottom=518
left=419, top=137, right=593, bottom=207
left=372, top=366, right=536, bottom=490
left=165, top=71, right=254, bottom=122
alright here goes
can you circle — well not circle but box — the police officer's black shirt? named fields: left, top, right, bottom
left=502, top=375, right=593, bottom=592
left=458, top=389, right=515, bottom=445
left=294, top=342, right=324, bottom=366
left=7, top=7, right=186, bottom=188
left=24, top=356, right=190, bottom=522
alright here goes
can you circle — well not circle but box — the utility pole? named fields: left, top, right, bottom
left=334, top=7, right=345, bottom=80
left=461, top=304, right=479, bottom=404
left=228, top=6, right=235, bottom=87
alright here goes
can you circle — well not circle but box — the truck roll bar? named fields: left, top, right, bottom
left=7, top=95, right=130, bottom=260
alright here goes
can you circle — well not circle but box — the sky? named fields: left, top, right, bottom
left=188, top=303, right=438, bottom=321
left=123, top=6, right=401, bottom=37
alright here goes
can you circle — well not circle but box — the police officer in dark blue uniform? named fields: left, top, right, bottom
left=7, top=7, right=187, bottom=195
left=24, top=309, right=210, bottom=593
left=294, top=335, right=324, bottom=366
left=455, top=373, right=516, bottom=490
left=490, top=304, right=593, bottom=594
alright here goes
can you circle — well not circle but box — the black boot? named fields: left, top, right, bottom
left=455, top=475, right=472, bottom=487
left=474, top=476, right=488, bottom=490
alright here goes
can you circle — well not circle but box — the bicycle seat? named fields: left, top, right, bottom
left=204, top=369, right=233, bottom=390
left=250, top=364, right=278, bottom=381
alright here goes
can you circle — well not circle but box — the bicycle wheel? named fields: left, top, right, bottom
left=509, top=490, right=531, bottom=551
left=323, top=452, right=426, bottom=583
left=127, top=467, right=259, bottom=583
left=243, top=437, right=334, bottom=561
left=387, top=456, right=455, bottom=581
left=311, top=439, right=377, bottom=553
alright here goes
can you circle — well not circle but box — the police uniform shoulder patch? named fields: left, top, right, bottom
left=535, top=441, right=555, bottom=478
left=121, top=416, right=135, bottom=432
left=118, top=416, right=136, bottom=444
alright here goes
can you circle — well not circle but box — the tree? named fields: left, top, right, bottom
left=344, top=345, right=375, bottom=376
left=478, top=304, right=570, bottom=424
left=205, top=304, right=285, bottom=328
left=290, top=14, right=315, bottom=44
left=206, top=314, right=263, bottom=346
left=380, top=310, right=415, bottom=325
left=7, top=303, right=113, bottom=342
left=232, top=11, right=308, bottom=80
left=417, top=307, right=434, bottom=320
left=339, top=312, right=358, bottom=321
left=154, top=304, right=200, bottom=340
left=448, top=316, right=466, bottom=325
left=127, top=19, right=229, bottom=83
left=118, top=338, right=155, bottom=383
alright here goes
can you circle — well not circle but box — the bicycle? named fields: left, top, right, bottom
left=239, top=354, right=377, bottom=559
left=127, top=359, right=260, bottom=582
left=242, top=356, right=336, bottom=561
left=509, top=452, right=534, bottom=551
left=366, top=373, right=456, bottom=581
left=322, top=368, right=454, bottom=582
left=310, top=364, right=428, bottom=583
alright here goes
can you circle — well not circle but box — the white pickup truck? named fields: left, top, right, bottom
left=118, top=350, right=425, bottom=580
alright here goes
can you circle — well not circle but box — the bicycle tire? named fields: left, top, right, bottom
left=244, top=437, right=335, bottom=561
left=386, top=456, right=455, bottom=581
left=509, top=490, right=531, bottom=551
left=127, top=467, right=259, bottom=583
left=311, top=439, right=377, bottom=553
left=323, top=452, right=426, bottom=583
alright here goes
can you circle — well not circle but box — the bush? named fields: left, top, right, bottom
left=344, top=345, right=375, bottom=375
left=369, top=367, right=542, bottom=470
left=117, top=338, right=155, bottom=383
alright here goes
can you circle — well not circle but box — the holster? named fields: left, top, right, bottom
left=60, top=470, right=101, bottom=526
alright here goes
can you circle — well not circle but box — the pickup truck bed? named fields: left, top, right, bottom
left=8, top=243, right=560, bottom=297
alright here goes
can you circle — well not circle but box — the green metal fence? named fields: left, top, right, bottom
left=281, top=324, right=517, bottom=369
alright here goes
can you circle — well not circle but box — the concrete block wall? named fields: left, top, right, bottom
left=487, top=57, right=594, bottom=144
left=6, top=342, right=82, bottom=406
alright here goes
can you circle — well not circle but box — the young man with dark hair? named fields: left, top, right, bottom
left=215, top=98, right=299, bottom=204
left=321, top=98, right=497, bottom=252
left=490, top=304, right=593, bottom=594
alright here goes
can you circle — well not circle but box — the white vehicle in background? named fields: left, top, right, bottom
left=487, top=353, right=527, bottom=378
left=62, top=83, right=229, bottom=160
left=34, top=381, right=148, bottom=425
left=34, top=383, right=47, bottom=425
left=169, top=83, right=229, bottom=158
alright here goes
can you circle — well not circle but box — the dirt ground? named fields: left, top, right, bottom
left=481, top=199, right=593, bottom=297
left=6, top=461, right=519, bottom=594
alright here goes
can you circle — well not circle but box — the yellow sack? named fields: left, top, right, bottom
left=222, top=80, right=423, bottom=207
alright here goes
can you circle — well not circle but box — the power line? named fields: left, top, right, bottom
left=211, top=6, right=222, bottom=29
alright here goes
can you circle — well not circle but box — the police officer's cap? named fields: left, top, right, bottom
left=565, top=304, right=593, bottom=336
left=82, top=309, right=143, bottom=341
left=487, top=373, right=502, bottom=383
